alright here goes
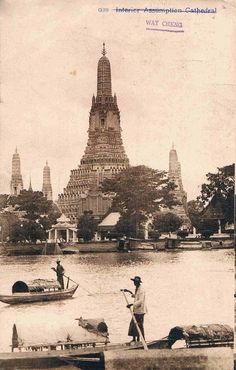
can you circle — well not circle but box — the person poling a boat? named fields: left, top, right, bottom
left=123, top=275, right=147, bottom=343
left=51, top=260, right=65, bottom=290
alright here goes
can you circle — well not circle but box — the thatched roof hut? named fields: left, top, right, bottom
left=168, top=324, right=233, bottom=348
left=12, top=279, right=60, bottom=293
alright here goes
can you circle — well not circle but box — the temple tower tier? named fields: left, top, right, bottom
left=42, top=161, right=53, bottom=200
left=10, top=148, right=23, bottom=195
left=58, top=44, right=129, bottom=220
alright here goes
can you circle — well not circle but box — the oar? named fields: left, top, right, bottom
left=121, top=290, right=148, bottom=351
left=63, top=274, right=95, bottom=296
left=63, top=274, right=79, bottom=286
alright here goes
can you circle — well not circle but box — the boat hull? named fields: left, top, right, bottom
left=0, top=285, right=78, bottom=304
left=0, top=345, right=232, bottom=370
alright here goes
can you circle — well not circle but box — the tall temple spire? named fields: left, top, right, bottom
left=10, top=148, right=23, bottom=195
left=58, top=44, right=129, bottom=220
left=42, top=161, right=53, bottom=200
left=168, top=146, right=190, bottom=227
left=97, top=42, right=112, bottom=97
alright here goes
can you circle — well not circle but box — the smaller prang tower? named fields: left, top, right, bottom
left=10, top=148, right=23, bottom=195
left=28, top=177, right=33, bottom=191
left=169, top=144, right=190, bottom=226
left=42, top=161, right=53, bottom=200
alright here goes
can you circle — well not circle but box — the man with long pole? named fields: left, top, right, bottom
left=121, top=275, right=148, bottom=349
left=51, top=260, right=65, bottom=290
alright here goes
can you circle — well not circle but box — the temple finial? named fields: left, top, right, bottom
left=102, top=42, right=106, bottom=56
left=46, top=160, right=48, bottom=166
left=172, top=142, right=175, bottom=149
left=15, top=146, right=18, bottom=153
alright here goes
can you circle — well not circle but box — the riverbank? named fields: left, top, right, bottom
left=0, top=238, right=234, bottom=256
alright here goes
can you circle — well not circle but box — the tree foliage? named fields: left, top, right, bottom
left=0, top=212, right=19, bottom=241
left=153, top=212, right=183, bottom=233
left=102, top=166, right=178, bottom=216
left=10, top=190, right=53, bottom=220
left=115, top=212, right=147, bottom=239
left=9, top=190, right=58, bottom=243
left=10, top=220, right=46, bottom=243
left=187, top=199, right=204, bottom=229
left=199, top=164, right=234, bottom=203
left=77, top=210, right=98, bottom=242
left=102, top=166, right=179, bottom=237
left=198, top=164, right=234, bottom=224
left=186, top=164, right=235, bottom=236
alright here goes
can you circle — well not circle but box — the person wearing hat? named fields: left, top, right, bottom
left=51, top=260, right=65, bottom=289
left=124, top=276, right=147, bottom=343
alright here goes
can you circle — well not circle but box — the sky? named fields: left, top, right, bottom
left=0, top=0, right=235, bottom=201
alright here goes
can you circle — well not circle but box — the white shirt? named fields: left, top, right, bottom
left=133, top=285, right=147, bottom=314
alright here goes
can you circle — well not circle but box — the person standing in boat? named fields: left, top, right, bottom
left=125, top=276, right=147, bottom=343
left=51, top=260, right=65, bottom=290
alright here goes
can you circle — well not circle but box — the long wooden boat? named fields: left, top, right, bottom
left=0, top=278, right=78, bottom=305
left=2, top=322, right=232, bottom=369
left=55, top=323, right=234, bottom=368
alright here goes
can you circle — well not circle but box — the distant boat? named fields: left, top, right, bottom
left=178, top=241, right=202, bottom=250
left=0, top=278, right=78, bottom=305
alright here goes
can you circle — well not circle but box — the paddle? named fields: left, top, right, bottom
left=121, top=290, right=148, bottom=351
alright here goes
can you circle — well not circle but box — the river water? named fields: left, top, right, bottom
left=0, top=249, right=234, bottom=355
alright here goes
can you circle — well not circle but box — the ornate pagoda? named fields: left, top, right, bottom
left=58, top=43, right=129, bottom=220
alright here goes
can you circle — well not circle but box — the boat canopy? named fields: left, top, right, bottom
left=77, top=317, right=109, bottom=337
left=168, top=324, right=233, bottom=347
left=12, top=279, right=60, bottom=293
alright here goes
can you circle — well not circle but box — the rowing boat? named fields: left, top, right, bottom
left=0, top=279, right=78, bottom=305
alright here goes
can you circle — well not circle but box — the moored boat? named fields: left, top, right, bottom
left=0, top=278, right=78, bottom=305
left=178, top=241, right=202, bottom=250
left=3, top=322, right=232, bottom=369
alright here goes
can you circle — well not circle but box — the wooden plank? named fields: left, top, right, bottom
left=60, top=356, right=100, bottom=363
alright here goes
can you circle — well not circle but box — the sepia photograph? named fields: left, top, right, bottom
left=0, top=0, right=235, bottom=369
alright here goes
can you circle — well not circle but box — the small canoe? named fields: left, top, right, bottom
left=0, top=279, right=78, bottom=305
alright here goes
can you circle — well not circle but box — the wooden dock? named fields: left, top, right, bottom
left=0, top=347, right=233, bottom=370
